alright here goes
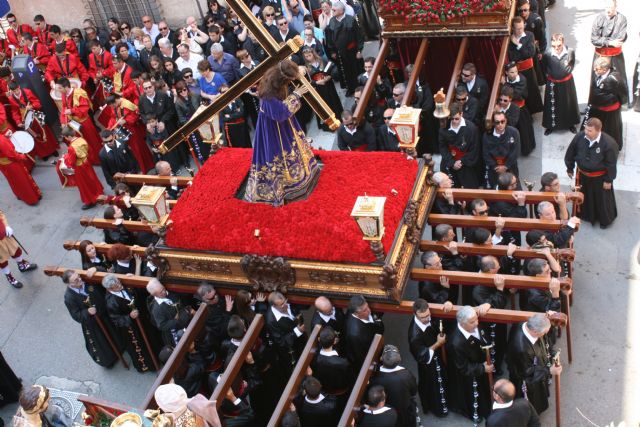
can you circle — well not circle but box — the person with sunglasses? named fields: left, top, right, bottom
left=508, top=17, right=543, bottom=115
left=375, top=108, right=400, bottom=152
left=336, top=110, right=375, bottom=152
left=174, top=80, right=208, bottom=162
left=49, top=24, right=78, bottom=56
left=499, top=74, right=536, bottom=156
left=5, top=14, right=34, bottom=48
left=261, top=6, right=278, bottom=35
left=204, top=0, right=229, bottom=28
left=482, top=110, right=521, bottom=189
left=541, top=33, right=579, bottom=135
left=325, top=1, right=364, bottom=97
left=141, top=15, right=160, bottom=44
left=453, top=85, right=480, bottom=128
left=438, top=103, right=480, bottom=190
left=457, top=62, right=489, bottom=122
left=32, top=14, right=53, bottom=45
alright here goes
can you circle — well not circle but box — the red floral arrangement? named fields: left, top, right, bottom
left=166, top=149, right=419, bottom=264
left=379, top=0, right=503, bottom=23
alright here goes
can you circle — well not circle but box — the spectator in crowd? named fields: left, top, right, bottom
left=207, top=43, right=238, bottom=85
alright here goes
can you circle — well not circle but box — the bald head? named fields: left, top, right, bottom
left=156, top=160, right=172, bottom=176
left=493, top=379, right=516, bottom=403
left=314, top=296, right=333, bottom=315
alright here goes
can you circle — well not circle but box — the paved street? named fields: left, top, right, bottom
left=1, top=0, right=640, bottom=425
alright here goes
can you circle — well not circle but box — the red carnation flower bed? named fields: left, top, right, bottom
left=166, top=148, right=419, bottom=264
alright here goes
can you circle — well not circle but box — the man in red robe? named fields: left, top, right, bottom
left=18, top=33, right=51, bottom=69
left=106, top=94, right=155, bottom=173
left=45, top=45, right=89, bottom=88
left=60, top=126, right=103, bottom=209
left=0, top=210, right=37, bottom=289
left=48, top=25, right=78, bottom=56
left=112, top=56, right=137, bottom=103
left=88, top=40, right=115, bottom=107
left=33, top=15, right=54, bottom=47
left=56, top=77, right=101, bottom=165
left=7, top=81, right=60, bottom=160
left=5, top=14, right=34, bottom=47
left=0, top=134, right=42, bottom=206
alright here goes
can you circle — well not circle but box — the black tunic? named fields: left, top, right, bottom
left=542, top=48, right=580, bottom=130
left=336, top=123, right=376, bottom=151
left=446, top=326, right=491, bottom=421
left=264, top=305, right=307, bottom=379
left=438, top=120, right=480, bottom=189
left=64, top=285, right=120, bottom=367
left=485, top=399, right=541, bottom=427
left=295, top=394, right=339, bottom=427
left=376, top=126, right=401, bottom=152
left=508, top=32, right=543, bottom=114
left=0, top=350, right=21, bottom=408
left=105, top=291, right=156, bottom=372
left=459, top=76, right=490, bottom=122
left=307, top=62, right=343, bottom=130
left=584, top=71, right=625, bottom=149
left=344, top=313, right=384, bottom=368
left=489, top=200, right=527, bottom=245
left=407, top=319, right=448, bottom=417
left=482, top=126, right=521, bottom=189
left=506, top=323, right=554, bottom=415
left=311, top=351, right=352, bottom=394
left=369, top=368, right=418, bottom=427
left=82, top=255, right=110, bottom=272
left=564, top=131, right=619, bottom=226
left=472, top=285, right=508, bottom=373
left=503, top=75, right=536, bottom=155
left=357, top=407, right=398, bottom=427
left=591, top=11, right=628, bottom=104
left=325, top=15, right=364, bottom=95
left=147, top=294, right=192, bottom=346
left=221, top=98, right=251, bottom=148
left=310, top=308, right=346, bottom=338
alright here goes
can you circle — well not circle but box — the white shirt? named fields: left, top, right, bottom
left=319, top=349, right=339, bottom=357
left=175, top=53, right=204, bottom=79
left=110, top=289, right=132, bottom=301
left=522, top=323, right=538, bottom=345
left=414, top=317, right=435, bottom=364
left=551, top=46, right=567, bottom=59
left=363, top=406, right=393, bottom=415
left=493, top=128, right=505, bottom=138
left=270, top=305, right=303, bottom=337
left=305, top=393, right=325, bottom=404
left=596, top=70, right=610, bottom=86
left=103, top=141, right=122, bottom=153
left=146, top=94, right=155, bottom=104
left=352, top=313, right=374, bottom=323
left=493, top=400, right=514, bottom=410
left=317, top=308, right=336, bottom=323
left=379, top=365, right=404, bottom=373
left=143, top=24, right=160, bottom=44
left=586, top=132, right=601, bottom=148
left=154, top=296, right=173, bottom=305
left=466, top=76, right=476, bottom=92
left=458, top=323, right=480, bottom=340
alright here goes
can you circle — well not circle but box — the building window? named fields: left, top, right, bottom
left=84, top=0, right=162, bottom=29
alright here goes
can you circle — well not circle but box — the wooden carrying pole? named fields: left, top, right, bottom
left=141, top=304, right=210, bottom=409
left=411, top=269, right=572, bottom=292
left=268, top=324, right=322, bottom=427
left=211, top=314, right=265, bottom=407
left=484, top=36, right=510, bottom=130
left=445, top=37, right=469, bottom=107
left=338, top=334, right=384, bottom=427
left=435, top=188, right=584, bottom=206
left=353, top=38, right=390, bottom=125
left=428, top=214, right=566, bottom=231
left=419, top=240, right=575, bottom=261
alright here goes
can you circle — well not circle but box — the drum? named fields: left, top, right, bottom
left=50, top=78, right=82, bottom=112
left=114, top=126, right=132, bottom=143
left=24, top=110, right=35, bottom=130
left=10, top=131, right=35, bottom=154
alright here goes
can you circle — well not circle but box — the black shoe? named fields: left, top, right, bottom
left=18, top=261, right=37, bottom=272
left=53, top=150, right=59, bottom=157
left=42, top=155, right=51, bottom=161
left=81, top=203, right=96, bottom=210
left=600, top=223, right=609, bottom=229
left=569, top=126, right=577, bottom=134
left=544, top=129, right=552, bottom=136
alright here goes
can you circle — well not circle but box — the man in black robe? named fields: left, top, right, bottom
left=62, top=269, right=120, bottom=368
left=472, top=256, right=508, bottom=375
left=489, top=172, right=527, bottom=245
left=508, top=17, right=543, bottom=114
left=591, top=0, right=628, bottom=105
left=518, top=0, right=546, bottom=85
left=431, top=172, right=464, bottom=215
left=486, top=379, right=541, bottom=427
left=407, top=299, right=448, bottom=418
left=337, top=110, right=376, bottom=151
left=325, top=1, right=364, bottom=97
left=418, top=251, right=457, bottom=313
left=353, top=86, right=384, bottom=128
left=542, top=33, right=580, bottom=135
left=357, top=385, right=398, bottom=427
left=483, top=110, right=521, bottom=189
left=454, top=85, right=480, bottom=127
left=501, top=71, right=536, bottom=156
left=344, top=295, right=384, bottom=369
left=369, top=345, right=418, bottom=427
left=446, top=305, right=493, bottom=423
left=438, top=103, right=479, bottom=189
left=310, top=296, right=346, bottom=341
left=585, top=58, right=625, bottom=149
left=565, top=117, right=619, bottom=228
left=358, top=57, right=392, bottom=102
left=294, top=376, right=339, bottom=427
left=458, top=62, right=489, bottom=122
left=264, top=291, right=307, bottom=380
left=146, top=278, right=194, bottom=346
left=98, top=129, right=141, bottom=189
left=311, top=326, right=352, bottom=398
left=195, top=283, right=233, bottom=355
left=102, top=274, right=156, bottom=372
left=376, top=108, right=401, bottom=152
left=506, top=313, right=561, bottom=415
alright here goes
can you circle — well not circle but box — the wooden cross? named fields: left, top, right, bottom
left=158, top=0, right=340, bottom=154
